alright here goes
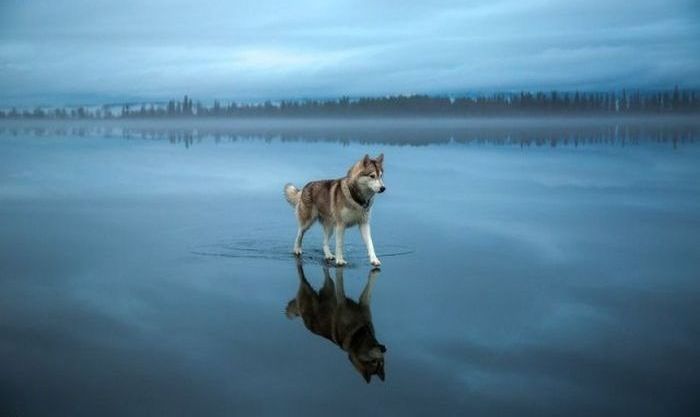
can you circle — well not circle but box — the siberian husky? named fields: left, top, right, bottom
left=284, top=154, right=385, bottom=267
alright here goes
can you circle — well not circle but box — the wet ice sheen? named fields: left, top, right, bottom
left=1, top=121, right=699, bottom=417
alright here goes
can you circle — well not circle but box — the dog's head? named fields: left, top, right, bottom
left=347, top=153, right=385, bottom=194
left=348, top=337, right=387, bottom=383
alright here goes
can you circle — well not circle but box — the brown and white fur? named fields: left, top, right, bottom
left=286, top=259, right=386, bottom=383
left=284, top=154, right=385, bottom=267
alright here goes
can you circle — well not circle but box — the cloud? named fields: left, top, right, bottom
left=0, top=0, right=699, bottom=105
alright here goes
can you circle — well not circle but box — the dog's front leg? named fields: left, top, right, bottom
left=334, top=224, right=347, bottom=266
left=334, top=267, right=346, bottom=301
left=360, top=268, right=380, bottom=307
left=360, top=222, right=381, bottom=267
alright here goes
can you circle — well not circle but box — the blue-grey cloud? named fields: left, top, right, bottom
left=0, top=0, right=699, bottom=105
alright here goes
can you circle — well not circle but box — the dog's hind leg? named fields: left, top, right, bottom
left=293, top=204, right=315, bottom=256
left=322, top=223, right=335, bottom=261
left=287, top=258, right=307, bottom=319
left=293, top=222, right=312, bottom=256
left=319, top=266, right=336, bottom=301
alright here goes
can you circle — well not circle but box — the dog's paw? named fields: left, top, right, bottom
left=370, top=258, right=381, bottom=267
left=324, top=254, right=335, bottom=261
left=335, top=259, right=347, bottom=267
left=293, top=248, right=302, bottom=256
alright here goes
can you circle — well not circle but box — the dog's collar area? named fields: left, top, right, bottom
left=340, top=323, right=373, bottom=351
left=346, top=181, right=373, bottom=209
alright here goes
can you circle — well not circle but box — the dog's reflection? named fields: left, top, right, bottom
left=285, top=260, right=386, bottom=383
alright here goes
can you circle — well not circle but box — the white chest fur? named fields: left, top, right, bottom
left=339, top=206, right=368, bottom=226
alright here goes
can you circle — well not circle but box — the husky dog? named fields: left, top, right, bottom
left=286, top=260, right=386, bottom=383
left=284, top=154, right=385, bottom=267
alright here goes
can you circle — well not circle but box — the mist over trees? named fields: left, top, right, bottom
left=2, top=88, right=699, bottom=119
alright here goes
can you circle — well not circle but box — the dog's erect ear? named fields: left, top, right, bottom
left=362, top=154, right=371, bottom=166
left=362, top=369, right=372, bottom=383
left=377, top=362, right=385, bottom=381
left=376, top=153, right=384, bottom=165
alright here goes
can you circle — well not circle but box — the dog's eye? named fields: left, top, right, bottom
left=369, top=174, right=376, bottom=179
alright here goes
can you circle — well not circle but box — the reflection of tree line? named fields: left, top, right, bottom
left=2, top=88, right=699, bottom=119
left=1, top=122, right=697, bottom=147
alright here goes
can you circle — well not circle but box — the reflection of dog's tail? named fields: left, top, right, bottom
left=284, top=183, right=301, bottom=207
left=285, top=299, right=299, bottom=319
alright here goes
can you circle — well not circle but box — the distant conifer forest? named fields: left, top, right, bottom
left=2, top=87, right=698, bottom=119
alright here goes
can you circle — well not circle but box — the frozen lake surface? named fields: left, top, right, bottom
left=1, top=119, right=699, bottom=416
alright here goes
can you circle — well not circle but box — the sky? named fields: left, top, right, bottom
left=0, top=0, right=699, bottom=105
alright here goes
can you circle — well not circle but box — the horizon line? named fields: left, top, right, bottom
left=1, top=86, right=697, bottom=110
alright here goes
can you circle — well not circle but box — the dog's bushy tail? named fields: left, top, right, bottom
left=285, top=299, right=299, bottom=319
left=284, top=183, right=301, bottom=207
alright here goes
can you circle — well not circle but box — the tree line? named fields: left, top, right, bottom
left=2, top=88, right=698, bottom=119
